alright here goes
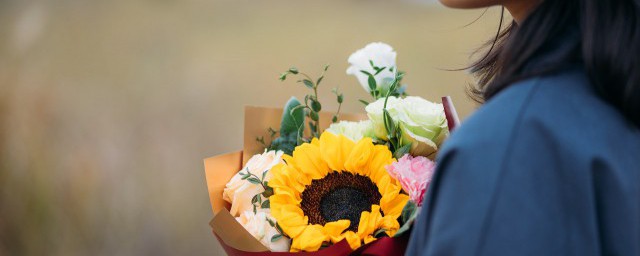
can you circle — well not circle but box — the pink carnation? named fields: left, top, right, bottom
left=385, top=155, right=436, bottom=206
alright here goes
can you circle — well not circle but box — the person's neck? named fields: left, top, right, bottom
left=504, top=0, right=541, bottom=23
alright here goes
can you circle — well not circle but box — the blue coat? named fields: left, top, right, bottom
left=406, top=67, right=640, bottom=255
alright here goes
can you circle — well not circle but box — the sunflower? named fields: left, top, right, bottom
left=268, top=132, right=410, bottom=252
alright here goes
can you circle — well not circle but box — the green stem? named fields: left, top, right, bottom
left=313, top=86, right=320, bottom=137
left=301, top=72, right=321, bottom=138
left=383, top=77, right=400, bottom=151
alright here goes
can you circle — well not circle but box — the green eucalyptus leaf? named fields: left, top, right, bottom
left=310, top=111, right=319, bottom=121
left=270, top=97, right=306, bottom=155
left=280, top=97, right=305, bottom=135
left=310, top=100, right=322, bottom=112
left=261, top=200, right=270, bottom=209
left=271, top=234, right=283, bottom=242
left=360, top=70, right=372, bottom=76
left=394, top=143, right=412, bottom=159
left=269, top=134, right=297, bottom=155
left=337, top=94, right=344, bottom=104
left=367, top=75, right=377, bottom=92
left=302, top=79, right=314, bottom=89
left=247, top=177, right=261, bottom=185
left=288, top=67, right=299, bottom=74
left=332, top=115, right=338, bottom=123
left=359, top=99, right=370, bottom=106
left=316, top=76, right=324, bottom=86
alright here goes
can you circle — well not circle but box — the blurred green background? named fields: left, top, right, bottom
left=0, top=0, right=501, bottom=255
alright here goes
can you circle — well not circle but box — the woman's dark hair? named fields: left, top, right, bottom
left=470, top=0, right=640, bottom=127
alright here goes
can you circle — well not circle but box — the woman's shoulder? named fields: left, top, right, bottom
left=440, top=67, right=640, bottom=166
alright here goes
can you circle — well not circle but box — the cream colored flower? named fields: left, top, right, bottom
left=236, top=210, right=291, bottom=252
left=366, top=96, right=449, bottom=159
left=326, top=120, right=376, bottom=142
left=223, top=150, right=284, bottom=216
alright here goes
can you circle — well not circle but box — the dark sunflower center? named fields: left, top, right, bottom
left=300, top=172, right=381, bottom=232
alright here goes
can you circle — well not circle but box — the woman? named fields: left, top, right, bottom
left=407, top=0, right=640, bottom=255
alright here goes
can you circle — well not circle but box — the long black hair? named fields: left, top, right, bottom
left=470, top=0, right=640, bottom=127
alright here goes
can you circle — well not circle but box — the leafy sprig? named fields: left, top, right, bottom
left=266, top=218, right=286, bottom=242
left=331, top=87, right=344, bottom=123
left=280, top=65, right=333, bottom=138
left=238, top=168, right=274, bottom=213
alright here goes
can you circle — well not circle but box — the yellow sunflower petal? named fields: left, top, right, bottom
left=270, top=193, right=300, bottom=209
left=374, top=175, right=393, bottom=195
left=366, top=145, right=395, bottom=183
left=290, top=224, right=326, bottom=252
left=380, top=215, right=401, bottom=237
left=357, top=205, right=383, bottom=239
left=292, top=143, right=329, bottom=180
left=380, top=192, right=410, bottom=219
left=323, top=219, right=351, bottom=242
left=269, top=164, right=306, bottom=193
left=278, top=157, right=312, bottom=188
left=273, top=205, right=309, bottom=238
left=344, top=138, right=373, bottom=175
left=319, top=132, right=355, bottom=172
left=366, top=145, right=395, bottom=179
left=267, top=163, right=287, bottom=188
left=340, top=231, right=361, bottom=250
left=364, top=235, right=377, bottom=245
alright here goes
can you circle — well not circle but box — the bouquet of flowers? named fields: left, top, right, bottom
left=204, top=42, right=460, bottom=255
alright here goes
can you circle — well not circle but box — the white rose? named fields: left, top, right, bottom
left=346, top=42, right=397, bottom=93
left=236, top=210, right=291, bottom=252
left=223, top=150, right=284, bottom=216
left=365, top=96, right=449, bottom=159
left=326, top=120, right=376, bottom=142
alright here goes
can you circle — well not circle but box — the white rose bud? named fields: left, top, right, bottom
left=223, top=150, right=284, bottom=216
left=346, top=42, right=397, bottom=93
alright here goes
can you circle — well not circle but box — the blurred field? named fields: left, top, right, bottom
left=0, top=0, right=501, bottom=255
